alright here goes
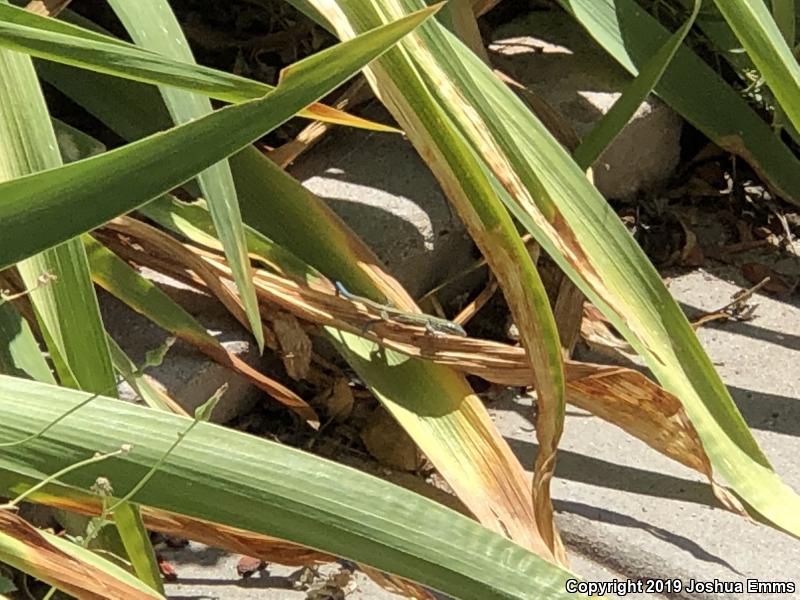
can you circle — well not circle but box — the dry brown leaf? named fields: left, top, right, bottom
left=580, top=304, right=634, bottom=358
left=271, top=311, right=313, bottom=380
left=564, top=363, right=746, bottom=515
left=552, top=276, right=584, bottom=355
left=45, top=495, right=334, bottom=567
left=361, top=409, right=423, bottom=472
left=678, top=220, right=705, bottom=267
left=40, top=493, right=435, bottom=598
left=741, top=262, right=794, bottom=294
left=98, top=219, right=319, bottom=427
left=98, top=223, right=552, bottom=559
left=453, top=278, right=498, bottom=326
left=315, top=377, right=354, bottom=423
left=101, top=227, right=729, bottom=493
left=0, top=511, right=157, bottom=600
left=472, top=0, right=506, bottom=17
left=267, top=79, right=372, bottom=168
left=565, top=364, right=710, bottom=474
left=24, top=0, right=71, bottom=17
left=102, top=217, right=751, bottom=553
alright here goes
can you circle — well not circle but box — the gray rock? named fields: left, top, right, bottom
left=488, top=9, right=683, bottom=200
left=289, top=104, right=477, bottom=299
left=100, top=268, right=264, bottom=423
left=490, top=266, right=800, bottom=599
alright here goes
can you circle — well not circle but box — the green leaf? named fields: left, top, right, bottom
left=112, top=502, right=165, bottom=594
left=0, top=27, right=149, bottom=581
left=0, top=510, right=164, bottom=599
left=105, top=333, right=181, bottom=414
left=0, top=6, right=438, bottom=271
left=44, top=530, right=165, bottom=599
left=0, top=302, right=54, bottom=383
left=297, top=0, right=800, bottom=537
left=558, top=0, right=800, bottom=205
left=83, top=236, right=219, bottom=350
left=141, top=337, right=176, bottom=373
left=107, top=0, right=263, bottom=351
left=0, top=2, right=396, bottom=131
left=772, top=0, right=796, bottom=47
left=712, top=0, right=800, bottom=134
left=194, top=384, right=226, bottom=422
left=574, top=0, right=701, bottom=169
left=37, top=19, right=556, bottom=558
left=0, top=28, right=114, bottom=395
left=0, top=374, right=585, bottom=600
left=140, top=196, right=326, bottom=287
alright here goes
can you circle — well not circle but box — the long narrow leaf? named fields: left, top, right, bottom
left=0, top=16, right=161, bottom=586
left=559, top=0, right=800, bottom=205
left=104, top=333, right=186, bottom=415
left=0, top=301, right=53, bottom=382
left=0, top=6, right=438, bottom=271
left=112, top=502, right=164, bottom=594
left=0, top=28, right=114, bottom=394
left=107, top=0, right=262, bottom=350
left=0, top=3, right=395, bottom=131
left=38, top=34, right=557, bottom=559
left=573, top=0, right=701, bottom=169
left=285, top=2, right=568, bottom=560
left=0, top=511, right=163, bottom=600
left=0, top=375, right=586, bottom=600
left=296, top=0, right=800, bottom=536
left=712, top=0, right=800, bottom=134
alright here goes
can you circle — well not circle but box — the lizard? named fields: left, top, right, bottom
left=334, top=281, right=467, bottom=337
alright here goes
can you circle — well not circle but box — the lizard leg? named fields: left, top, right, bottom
left=424, top=321, right=446, bottom=337
left=360, top=318, right=385, bottom=337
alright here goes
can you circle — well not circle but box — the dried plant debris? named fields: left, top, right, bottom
left=305, top=565, right=356, bottom=600
left=360, top=408, right=424, bottom=472
left=741, top=262, right=796, bottom=295
left=92, top=209, right=759, bottom=525
left=313, top=377, right=355, bottom=424
left=614, top=146, right=800, bottom=272
left=692, top=279, right=766, bottom=328
left=272, top=310, right=313, bottom=380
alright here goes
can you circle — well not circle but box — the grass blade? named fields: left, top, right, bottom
left=289, top=1, right=568, bottom=560
left=105, top=333, right=186, bottom=416
left=38, top=33, right=560, bottom=560
left=712, top=0, right=800, bottom=134
left=106, top=0, right=262, bottom=350
left=0, top=374, right=586, bottom=600
left=573, top=0, right=701, bottom=169
left=298, top=0, right=800, bottom=537
left=0, top=32, right=114, bottom=394
left=0, top=6, right=439, bottom=271
left=0, top=511, right=163, bottom=600
left=0, top=26, right=163, bottom=588
left=112, top=501, right=164, bottom=594
left=0, top=3, right=396, bottom=131
left=0, top=301, right=54, bottom=383
left=85, top=231, right=317, bottom=423
left=559, top=0, right=800, bottom=205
